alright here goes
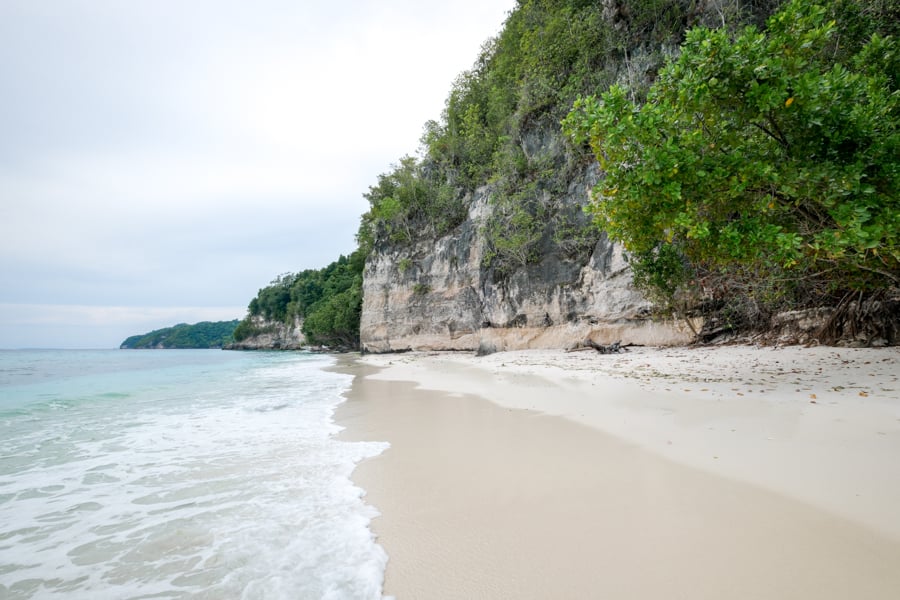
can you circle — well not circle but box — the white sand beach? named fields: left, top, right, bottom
left=336, top=345, right=900, bottom=599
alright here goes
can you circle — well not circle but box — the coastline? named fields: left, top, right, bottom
left=335, top=345, right=900, bottom=598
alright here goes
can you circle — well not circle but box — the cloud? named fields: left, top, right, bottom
left=0, top=0, right=516, bottom=348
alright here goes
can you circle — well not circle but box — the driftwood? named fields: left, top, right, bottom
left=589, top=339, right=622, bottom=354
left=566, top=339, right=636, bottom=354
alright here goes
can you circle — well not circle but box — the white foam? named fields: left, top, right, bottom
left=0, top=351, right=388, bottom=599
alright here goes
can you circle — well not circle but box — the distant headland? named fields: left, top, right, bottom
left=120, top=320, right=239, bottom=349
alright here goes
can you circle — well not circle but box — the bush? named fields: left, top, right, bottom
left=564, top=0, right=899, bottom=315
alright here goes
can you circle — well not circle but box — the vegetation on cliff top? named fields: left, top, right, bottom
left=232, top=251, right=364, bottom=349
left=120, top=320, right=240, bottom=349
left=240, top=0, right=898, bottom=347
left=358, top=0, right=778, bottom=274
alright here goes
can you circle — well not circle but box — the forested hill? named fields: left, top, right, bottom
left=231, top=252, right=363, bottom=349
left=120, top=320, right=240, bottom=349
left=236, top=0, right=899, bottom=350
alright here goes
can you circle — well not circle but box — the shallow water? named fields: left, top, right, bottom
left=0, top=349, right=386, bottom=599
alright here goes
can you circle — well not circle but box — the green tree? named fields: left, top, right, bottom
left=234, top=250, right=367, bottom=349
left=564, top=0, right=899, bottom=318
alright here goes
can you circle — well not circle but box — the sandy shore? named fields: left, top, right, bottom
left=335, top=345, right=900, bottom=599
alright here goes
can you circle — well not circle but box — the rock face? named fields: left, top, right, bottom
left=225, top=317, right=306, bottom=350
left=360, top=163, right=695, bottom=353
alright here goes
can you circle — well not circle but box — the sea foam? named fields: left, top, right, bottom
left=0, top=350, right=387, bottom=599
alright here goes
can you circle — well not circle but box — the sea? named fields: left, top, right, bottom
left=0, top=349, right=388, bottom=599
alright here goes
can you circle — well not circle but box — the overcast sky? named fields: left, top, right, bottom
left=0, top=0, right=516, bottom=348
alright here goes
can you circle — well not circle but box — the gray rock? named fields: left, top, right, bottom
left=360, top=158, right=695, bottom=353
left=225, top=316, right=306, bottom=350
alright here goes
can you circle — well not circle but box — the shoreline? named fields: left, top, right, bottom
left=335, top=345, right=900, bottom=598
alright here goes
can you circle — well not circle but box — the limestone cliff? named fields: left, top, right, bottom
left=360, top=162, right=695, bottom=353
left=225, top=316, right=306, bottom=350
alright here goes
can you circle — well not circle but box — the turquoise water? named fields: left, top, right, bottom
left=0, top=350, right=387, bottom=599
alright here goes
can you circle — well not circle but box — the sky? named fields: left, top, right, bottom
left=0, top=0, right=517, bottom=348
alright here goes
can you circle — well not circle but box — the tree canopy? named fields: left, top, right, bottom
left=233, top=250, right=366, bottom=348
left=564, top=0, right=899, bottom=323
